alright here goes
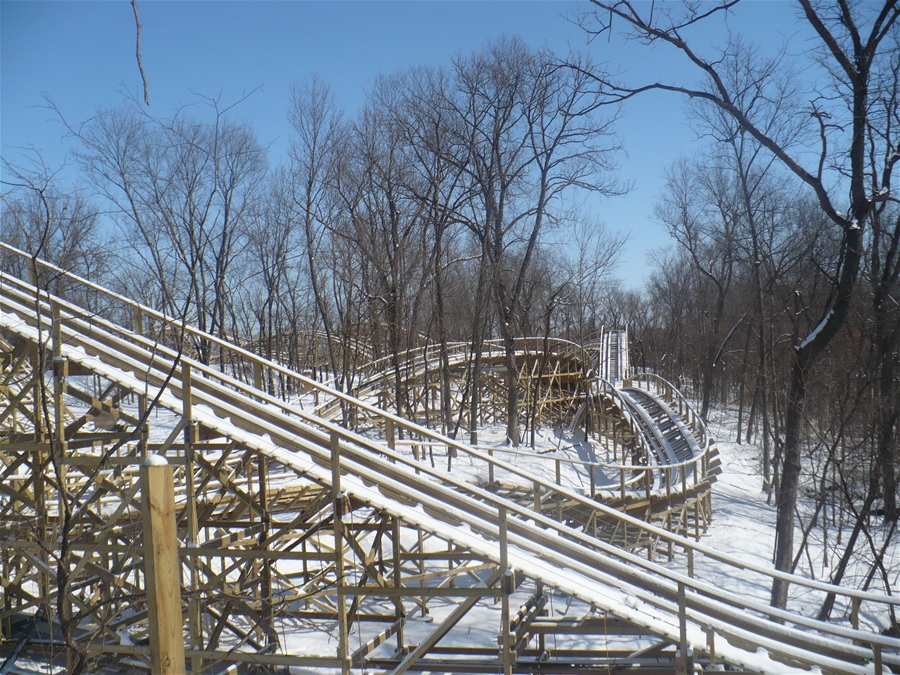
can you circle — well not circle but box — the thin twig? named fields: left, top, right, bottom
left=131, top=0, right=150, bottom=106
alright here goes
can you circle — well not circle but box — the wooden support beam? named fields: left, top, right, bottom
left=180, top=362, right=203, bottom=673
left=499, top=506, right=512, bottom=675
left=331, top=430, right=351, bottom=675
left=391, top=569, right=503, bottom=675
left=141, top=457, right=186, bottom=675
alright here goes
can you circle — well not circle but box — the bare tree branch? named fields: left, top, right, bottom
left=131, top=0, right=150, bottom=106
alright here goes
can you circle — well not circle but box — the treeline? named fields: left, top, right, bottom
left=1, top=37, right=627, bottom=444
left=603, top=1, right=899, bottom=607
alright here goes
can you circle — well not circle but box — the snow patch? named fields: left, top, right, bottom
left=797, top=309, right=833, bottom=351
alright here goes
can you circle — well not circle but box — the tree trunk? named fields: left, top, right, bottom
left=433, top=226, right=455, bottom=436
left=770, top=357, right=806, bottom=608
left=874, top=316, right=899, bottom=521
left=817, top=489, right=877, bottom=621
left=502, top=327, right=521, bottom=447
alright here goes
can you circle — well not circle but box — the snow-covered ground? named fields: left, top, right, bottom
left=701, top=408, right=898, bottom=632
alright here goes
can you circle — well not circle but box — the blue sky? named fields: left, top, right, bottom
left=2, top=1, right=806, bottom=288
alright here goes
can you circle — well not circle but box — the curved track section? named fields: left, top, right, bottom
left=621, top=387, right=697, bottom=465
left=1, top=261, right=899, bottom=672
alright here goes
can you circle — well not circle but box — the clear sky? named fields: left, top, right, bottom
left=1, top=1, right=807, bottom=288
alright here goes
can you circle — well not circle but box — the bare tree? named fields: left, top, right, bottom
left=349, top=75, right=429, bottom=420
left=1, top=156, right=108, bottom=297
left=579, top=0, right=899, bottom=608
left=865, top=32, right=900, bottom=524
left=448, top=38, right=623, bottom=445
left=656, top=157, right=742, bottom=418
left=289, top=76, right=349, bottom=389
left=556, top=217, right=628, bottom=342
left=397, top=66, right=475, bottom=435
left=1, top=159, right=192, bottom=673
left=62, top=95, right=267, bottom=365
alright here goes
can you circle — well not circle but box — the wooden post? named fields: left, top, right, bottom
left=589, top=464, right=596, bottom=499
left=141, top=457, right=186, bottom=675
left=30, top=345, right=51, bottom=613
left=133, top=306, right=143, bottom=336
left=138, top=394, right=148, bottom=458
left=386, top=417, right=396, bottom=450
left=51, top=301, right=68, bottom=534
left=181, top=362, right=203, bottom=673
left=392, top=517, right=405, bottom=653
left=417, top=527, right=428, bottom=616
left=50, top=301, right=72, bottom=672
left=499, top=507, right=512, bottom=675
left=666, top=514, right=674, bottom=561
left=695, top=500, right=701, bottom=541
left=257, top=450, right=276, bottom=648
left=677, top=581, right=690, bottom=675
left=253, top=360, right=263, bottom=391
left=331, top=430, right=350, bottom=675
left=488, top=448, right=494, bottom=484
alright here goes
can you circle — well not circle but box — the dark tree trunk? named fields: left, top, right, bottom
left=770, top=357, right=807, bottom=608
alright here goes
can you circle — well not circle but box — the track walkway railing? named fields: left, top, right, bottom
left=0, top=265, right=702, bottom=526
left=588, top=376, right=707, bottom=496
left=2, top=249, right=900, bottom=671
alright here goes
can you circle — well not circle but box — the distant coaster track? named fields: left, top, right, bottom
left=332, top=337, right=718, bottom=538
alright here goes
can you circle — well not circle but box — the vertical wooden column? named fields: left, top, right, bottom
left=392, top=516, right=405, bottom=653
left=257, top=449, right=276, bottom=647
left=488, top=448, right=495, bottom=484
left=181, top=362, right=203, bottom=672
left=29, top=344, right=52, bottom=613
left=50, top=300, right=72, bottom=672
left=138, top=394, right=148, bottom=458
left=51, top=301, right=68, bottom=525
left=331, top=430, right=350, bottom=675
left=253, top=359, right=263, bottom=391
left=417, top=527, right=428, bottom=617
left=677, top=581, right=691, bottom=675
left=499, top=507, right=512, bottom=675
left=706, top=626, right=717, bottom=668
left=141, top=456, right=186, bottom=675
left=469, top=376, right=479, bottom=446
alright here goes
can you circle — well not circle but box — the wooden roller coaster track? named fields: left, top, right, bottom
left=1, top=245, right=898, bottom=674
